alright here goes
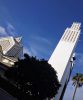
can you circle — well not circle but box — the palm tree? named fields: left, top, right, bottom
left=72, top=73, right=83, bottom=100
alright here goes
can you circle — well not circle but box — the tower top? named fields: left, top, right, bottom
left=71, top=22, right=81, bottom=30
left=0, top=36, right=23, bottom=56
left=61, top=22, right=81, bottom=43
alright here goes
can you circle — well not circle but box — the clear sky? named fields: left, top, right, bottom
left=0, top=0, right=83, bottom=99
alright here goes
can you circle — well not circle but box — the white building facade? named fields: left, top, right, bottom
left=0, top=36, right=23, bottom=68
left=48, top=22, right=81, bottom=100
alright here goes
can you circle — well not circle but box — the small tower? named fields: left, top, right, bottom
left=48, top=22, right=81, bottom=100
left=0, top=36, right=23, bottom=68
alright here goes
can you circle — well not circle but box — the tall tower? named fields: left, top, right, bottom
left=48, top=22, right=81, bottom=100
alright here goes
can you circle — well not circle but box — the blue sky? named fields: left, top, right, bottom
left=0, top=0, right=83, bottom=99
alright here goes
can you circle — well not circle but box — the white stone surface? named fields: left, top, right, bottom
left=0, top=36, right=23, bottom=58
left=48, top=22, right=81, bottom=100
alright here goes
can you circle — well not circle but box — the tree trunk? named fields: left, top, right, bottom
left=72, top=84, right=78, bottom=100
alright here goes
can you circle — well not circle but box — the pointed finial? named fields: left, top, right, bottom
left=15, top=37, right=22, bottom=43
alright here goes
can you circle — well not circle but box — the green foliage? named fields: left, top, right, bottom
left=5, top=53, right=60, bottom=100
left=72, top=73, right=83, bottom=100
left=72, top=73, right=83, bottom=87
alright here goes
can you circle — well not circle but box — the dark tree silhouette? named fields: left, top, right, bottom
left=5, top=53, right=60, bottom=100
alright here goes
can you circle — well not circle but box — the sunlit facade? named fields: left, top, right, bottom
left=48, top=22, right=81, bottom=100
left=0, top=36, right=23, bottom=67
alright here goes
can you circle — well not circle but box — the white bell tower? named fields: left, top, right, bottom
left=48, top=22, right=81, bottom=100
